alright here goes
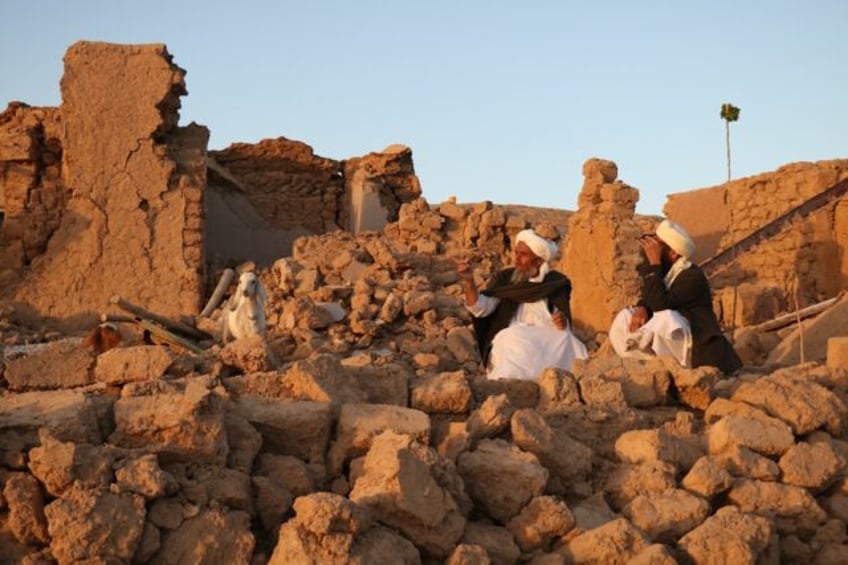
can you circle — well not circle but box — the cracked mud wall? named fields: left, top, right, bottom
left=9, top=42, right=206, bottom=326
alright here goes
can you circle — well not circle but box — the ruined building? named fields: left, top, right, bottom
left=1, top=40, right=846, bottom=337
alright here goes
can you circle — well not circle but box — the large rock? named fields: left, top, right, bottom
left=110, top=379, right=228, bottom=464
left=602, top=461, right=678, bottom=510
left=614, top=428, right=704, bottom=471
left=707, top=414, right=795, bottom=457
left=510, top=408, right=593, bottom=485
left=457, top=439, right=548, bottom=524
left=677, top=506, right=775, bottom=564
left=731, top=373, right=847, bottom=435
left=94, top=345, right=174, bottom=385
left=349, top=431, right=467, bottom=559
left=559, top=517, right=650, bottom=564
left=506, top=495, right=575, bottom=552
left=27, top=431, right=115, bottom=496
left=45, top=486, right=146, bottom=563
left=2, top=472, right=49, bottom=544
left=727, top=478, right=827, bottom=534
left=156, top=508, right=255, bottom=564
left=233, top=395, right=333, bottom=463
left=4, top=340, right=94, bottom=390
left=622, top=488, right=709, bottom=543
left=0, top=389, right=106, bottom=444
left=328, top=403, right=430, bottom=474
left=778, top=440, right=846, bottom=491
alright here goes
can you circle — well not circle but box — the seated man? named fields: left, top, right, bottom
left=457, top=229, right=588, bottom=380
left=609, top=219, right=742, bottom=374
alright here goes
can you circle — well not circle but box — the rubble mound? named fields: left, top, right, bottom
left=3, top=197, right=848, bottom=564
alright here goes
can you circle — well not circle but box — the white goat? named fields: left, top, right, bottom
left=221, top=271, right=268, bottom=343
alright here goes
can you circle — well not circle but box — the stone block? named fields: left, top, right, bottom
left=4, top=340, right=94, bottom=391
left=94, top=345, right=173, bottom=385
left=457, top=438, right=548, bottom=524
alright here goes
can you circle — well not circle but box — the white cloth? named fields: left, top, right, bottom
left=467, top=266, right=588, bottom=380
left=515, top=229, right=558, bottom=262
left=655, top=219, right=695, bottom=259
left=663, top=257, right=692, bottom=289
left=609, top=307, right=692, bottom=367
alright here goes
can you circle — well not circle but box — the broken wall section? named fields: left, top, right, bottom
left=560, top=159, right=645, bottom=338
left=206, top=140, right=422, bottom=268
left=0, top=103, right=67, bottom=279
left=666, top=160, right=848, bottom=323
left=6, top=41, right=207, bottom=326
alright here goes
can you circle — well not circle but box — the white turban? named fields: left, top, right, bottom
left=655, top=219, right=695, bottom=259
left=515, top=229, right=558, bottom=263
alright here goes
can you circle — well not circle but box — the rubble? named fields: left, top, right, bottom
left=1, top=40, right=848, bottom=565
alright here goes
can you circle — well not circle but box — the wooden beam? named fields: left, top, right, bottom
left=109, top=296, right=211, bottom=341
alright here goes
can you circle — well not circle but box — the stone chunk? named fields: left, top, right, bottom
left=506, top=495, right=575, bottom=552
left=461, top=521, right=521, bottom=565
left=727, top=478, right=827, bottom=534
left=94, top=345, right=173, bottom=384
left=731, top=373, right=847, bottom=435
left=677, top=506, right=774, bottom=565
left=234, top=396, right=333, bottom=463
left=110, top=380, right=228, bottom=464
left=158, top=508, right=255, bottom=564
left=713, top=445, right=780, bottom=481
left=778, top=440, right=846, bottom=491
left=510, top=408, right=593, bottom=485
left=45, top=486, right=146, bottom=563
left=615, top=428, right=704, bottom=470
left=707, top=414, right=794, bottom=457
left=446, top=327, right=477, bottom=363
left=457, top=439, right=548, bottom=524
left=4, top=340, right=94, bottom=391
left=349, top=431, right=467, bottom=559
left=827, top=337, right=848, bottom=369
left=622, top=488, right=709, bottom=543
left=115, top=453, right=174, bottom=500
left=536, top=367, right=581, bottom=414
left=328, top=403, right=430, bottom=473
left=3, top=472, right=49, bottom=544
left=560, top=518, right=649, bottom=564
left=681, top=456, right=734, bottom=498
left=0, top=389, right=106, bottom=444
left=602, top=461, right=678, bottom=511
left=410, top=370, right=473, bottom=414
left=28, top=431, right=114, bottom=496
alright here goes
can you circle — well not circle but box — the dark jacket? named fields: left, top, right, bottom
left=638, top=262, right=742, bottom=374
left=471, top=268, right=572, bottom=365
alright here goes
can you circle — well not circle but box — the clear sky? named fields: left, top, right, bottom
left=2, top=1, right=846, bottom=215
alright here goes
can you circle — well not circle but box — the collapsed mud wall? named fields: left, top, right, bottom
left=206, top=140, right=421, bottom=267
left=0, top=42, right=207, bottom=327
left=0, top=103, right=66, bottom=276
left=665, top=160, right=848, bottom=322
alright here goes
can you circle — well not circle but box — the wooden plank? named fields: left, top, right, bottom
left=136, top=319, right=205, bottom=354
left=110, top=295, right=211, bottom=341
left=755, top=295, right=841, bottom=332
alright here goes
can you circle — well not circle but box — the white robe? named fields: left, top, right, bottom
left=468, top=292, right=588, bottom=381
left=609, top=307, right=692, bottom=367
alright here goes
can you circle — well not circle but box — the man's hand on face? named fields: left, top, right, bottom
left=638, top=234, right=664, bottom=266
left=629, top=306, right=649, bottom=332
left=551, top=309, right=567, bottom=330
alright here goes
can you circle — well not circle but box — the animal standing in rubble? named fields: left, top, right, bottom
left=222, top=271, right=268, bottom=343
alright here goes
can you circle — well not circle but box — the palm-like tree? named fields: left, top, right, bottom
left=721, top=103, right=740, bottom=342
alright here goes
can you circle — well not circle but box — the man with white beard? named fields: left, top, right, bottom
left=457, top=229, right=588, bottom=380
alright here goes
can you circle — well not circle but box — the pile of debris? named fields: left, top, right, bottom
left=2, top=196, right=848, bottom=564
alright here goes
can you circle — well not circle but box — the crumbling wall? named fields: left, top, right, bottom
left=666, top=160, right=848, bottom=318
left=0, top=103, right=67, bottom=276
left=206, top=140, right=422, bottom=266
left=560, top=159, right=644, bottom=338
left=6, top=41, right=207, bottom=326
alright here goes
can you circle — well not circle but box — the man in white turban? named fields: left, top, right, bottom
left=457, top=229, right=588, bottom=380
left=609, top=219, right=742, bottom=374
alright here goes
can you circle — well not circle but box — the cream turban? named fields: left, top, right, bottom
left=515, top=229, right=558, bottom=263
left=655, top=219, right=695, bottom=259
